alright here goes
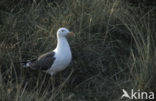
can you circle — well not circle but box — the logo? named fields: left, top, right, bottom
left=121, top=89, right=155, bottom=100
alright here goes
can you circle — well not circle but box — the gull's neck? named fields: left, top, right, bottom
left=54, top=35, right=70, bottom=53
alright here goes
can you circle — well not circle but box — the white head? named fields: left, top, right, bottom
left=57, top=27, right=75, bottom=37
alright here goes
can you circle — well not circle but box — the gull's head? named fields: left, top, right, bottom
left=57, top=27, right=75, bottom=37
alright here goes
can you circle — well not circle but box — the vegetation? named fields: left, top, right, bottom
left=0, top=0, right=155, bottom=101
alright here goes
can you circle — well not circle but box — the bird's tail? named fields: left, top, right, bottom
left=21, top=60, right=31, bottom=68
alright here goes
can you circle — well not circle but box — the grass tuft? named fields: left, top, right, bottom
left=0, top=0, right=156, bottom=101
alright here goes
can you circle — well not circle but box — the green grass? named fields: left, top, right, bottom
left=0, top=0, right=156, bottom=101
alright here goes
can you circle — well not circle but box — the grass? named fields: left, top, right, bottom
left=0, top=0, right=156, bottom=101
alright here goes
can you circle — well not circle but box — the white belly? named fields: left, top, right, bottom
left=47, top=37, right=72, bottom=76
left=48, top=50, right=72, bottom=74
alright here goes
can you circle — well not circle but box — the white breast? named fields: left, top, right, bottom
left=51, top=49, right=72, bottom=73
left=47, top=36, right=72, bottom=75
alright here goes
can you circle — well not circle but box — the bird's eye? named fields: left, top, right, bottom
left=62, top=30, right=64, bottom=32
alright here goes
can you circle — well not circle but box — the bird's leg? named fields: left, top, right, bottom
left=50, top=76, right=54, bottom=82
left=59, top=73, right=63, bottom=84
left=49, top=72, right=55, bottom=85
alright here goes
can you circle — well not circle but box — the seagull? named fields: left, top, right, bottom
left=24, top=27, right=75, bottom=76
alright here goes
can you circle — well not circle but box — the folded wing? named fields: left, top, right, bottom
left=29, top=51, right=55, bottom=70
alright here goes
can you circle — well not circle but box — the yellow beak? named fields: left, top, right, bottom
left=68, top=32, right=75, bottom=37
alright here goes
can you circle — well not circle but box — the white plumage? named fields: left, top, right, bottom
left=24, top=28, right=74, bottom=76
left=47, top=28, right=73, bottom=75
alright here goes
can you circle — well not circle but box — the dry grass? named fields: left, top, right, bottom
left=0, top=0, right=155, bottom=101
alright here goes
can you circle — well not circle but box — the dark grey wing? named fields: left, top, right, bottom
left=29, top=51, right=55, bottom=70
